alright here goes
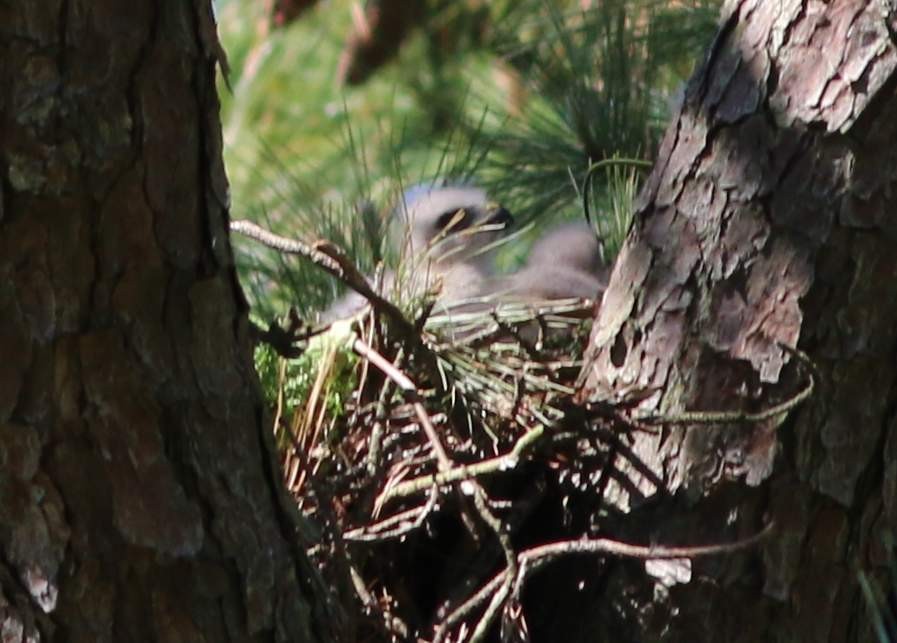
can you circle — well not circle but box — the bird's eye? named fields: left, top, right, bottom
left=435, top=208, right=469, bottom=232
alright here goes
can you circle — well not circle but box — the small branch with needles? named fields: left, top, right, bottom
left=231, top=219, right=415, bottom=336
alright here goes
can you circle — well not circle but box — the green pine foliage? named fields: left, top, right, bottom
left=217, top=0, right=720, bottom=319
left=217, top=0, right=720, bottom=422
left=253, top=319, right=359, bottom=451
left=218, top=8, right=740, bottom=634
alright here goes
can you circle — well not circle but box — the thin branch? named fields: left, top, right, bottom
left=352, top=335, right=453, bottom=472
left=636, top=346, right=815, bottom=426
left=433, top=521, right=775, bottom=643
left=469, top=487, right=517, bottom=643
left=231, top=219, right=415, bottom=336
left=344, top=487, right=439, bottom=542
left=348, top=559, right=410, bottom=639
left=381, top=426, right=545, bottom=501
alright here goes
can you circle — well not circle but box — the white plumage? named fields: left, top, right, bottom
left=322, top=183, right=513, bottom=321
left=395, top=184, right=512, bottom=299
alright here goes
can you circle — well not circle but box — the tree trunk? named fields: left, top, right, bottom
left=0, top=2, right=342, bottom=641
left=578, top=0, right=897, bottom=640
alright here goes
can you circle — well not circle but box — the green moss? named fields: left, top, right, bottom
left=253, top=320, right=360, bottom=425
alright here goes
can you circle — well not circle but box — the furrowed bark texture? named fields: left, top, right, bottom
left=0, top=2, right=337, bottom=641
left=579, top=0, right=897, bottom=640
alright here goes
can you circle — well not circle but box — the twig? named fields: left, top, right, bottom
left=348, top=559, right=410, bottom=639
left=353, top=332, right=534, bottom=640
left=354, top=326, right=543, bottom=557
left=344, top=487, right=439, bottom=542
left=519, top=521, right=774, bottom=568
left=381, top=426, right=545, bottom=501
left=468, top=487, right=517, bottom=643
left=230, top=219, right=415, bottom=336
left=635, top=346, right=815, bottom=426
left=433, top=521, right=775, bottom=643
left=348, top=309, right=377, bottom=434
left=351, top=335, right=453, bottom=472
left=366, top=345, right=404, bottom=476
left=348, top=334, right=488, bottom=540
left=433, top=568, right=504, bottom=643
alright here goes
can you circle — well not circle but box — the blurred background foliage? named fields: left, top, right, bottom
left=216, top=0, right=721, bottom=319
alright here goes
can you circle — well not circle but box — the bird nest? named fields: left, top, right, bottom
left=236, top=219, right=788, bottom=643
left=279, top=296, right=597, bottom=515
left=262, top=295, right=617, bottom=641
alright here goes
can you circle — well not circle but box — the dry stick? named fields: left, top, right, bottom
left=348, top=307, right=377, bottom=433
left=469, top=487, right=517, bottom=643
left=433, top=521, right=775, bottom=643
left=366, top=346, right=405, bottom=476
left=381, top=426, right=545, bottom=501
left=635, top=345, right=816, bottom=426
left=232, top=219, right=451, bottom=407
left=353, top=336, right=508, bottom=602
left=350, top=336, right=525, bottom=637
left=366, top=388, right=390, bottom=476
left=344, top=487, right=440, bottom=542
left=348, top=560, right=410, bottom=639
left=351, top=335, right=453, bottom=472
left=349, top=336, right=483, bottom=562
left=230, top=219, right=415, bottom=337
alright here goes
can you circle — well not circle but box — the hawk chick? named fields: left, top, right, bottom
left=504, top=221, right=608, bottom=302
left=323, top=183, right=513, bottom=321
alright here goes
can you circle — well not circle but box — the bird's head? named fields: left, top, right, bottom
left=394, top=183, right=513, bottom=270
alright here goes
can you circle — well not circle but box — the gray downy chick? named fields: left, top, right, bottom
left=504, top=221, right=608, bottom=302
left=322, top=184, right=513, bottom=321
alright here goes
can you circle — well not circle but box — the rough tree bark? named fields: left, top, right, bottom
left=577, top=1, right=897, bottom=641
left=0, top=2, right=344, bottom=641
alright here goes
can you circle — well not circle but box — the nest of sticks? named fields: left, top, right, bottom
left=275, top=297, right=622, bottom=641
left=236, top=220, right=791, bottom=642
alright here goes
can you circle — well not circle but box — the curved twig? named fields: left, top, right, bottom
left=635, top=346, right=815, bottom=426
left=230, top=219, right=415, bottom=336
left=434, top=521, right=775, bottom=643
left=344, top=487, right=439, bottom=542
left=580, top=157, right=653, bottom=261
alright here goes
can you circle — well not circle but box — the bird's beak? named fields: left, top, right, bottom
left=485, top=203, right=513, bottom=228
